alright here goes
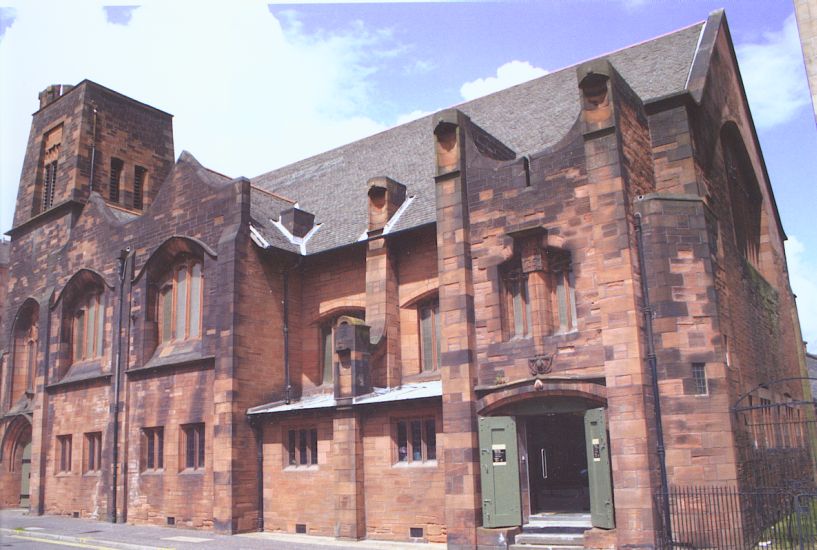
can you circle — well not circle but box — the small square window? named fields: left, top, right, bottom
left=692, top=363, right=708, bottom=395
left=286, top=427, right=318, bottom=467
left=142, top=427, right=164, bottom=472
left=395, top=418, right=437, bottom=464
left=181, top=423, right=205, bottom=470
left=57, top=435, right=72, bottom=473
left=84, top=432, right=102, bottom=473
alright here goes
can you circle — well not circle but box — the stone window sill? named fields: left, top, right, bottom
left=392, top=460, right=438, bottom=469
left=284, top=465, right=319, bottom=472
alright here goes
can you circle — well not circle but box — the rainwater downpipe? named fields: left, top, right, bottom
left=634, top=212, right=672, bottom=540
left=251, top=417, right=264, bottom=532
left=111, top=246, right=131, bottom=523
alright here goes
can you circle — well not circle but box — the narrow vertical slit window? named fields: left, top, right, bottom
left=551, top=251, right=577, bottom=333
left=133, top=166, right=147, bottom=210
left=411, top=420, right=423, bottom=461
left=310, top=428, right=318, bottom=465
left=42, top=161, right=57, bottom=211
left=692, top=363, right=708, bottom=395
left=397, top=421, right=408, bottom=462
left=288, top=430, right=297, bottom=466
left=425, top=419, right=436, bottom=460
left=299, top=429, right=308, bottom=465
left=419, top=299, right=440, bottom=371
left=109, top=158, right=123, bottom=204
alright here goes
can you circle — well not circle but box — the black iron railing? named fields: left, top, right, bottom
left=656, top=486, right=817, bottom=549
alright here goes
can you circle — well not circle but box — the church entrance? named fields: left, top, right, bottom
left=20, top=440, right=32, bottom=507
left=525, top=412, right=589, bottom=514
left=478, top=396, right=614, bottom=530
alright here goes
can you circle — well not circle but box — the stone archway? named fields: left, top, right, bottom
left=1, top=415, right=33, bottom=508
left=475, top=381, right=613, bottom=529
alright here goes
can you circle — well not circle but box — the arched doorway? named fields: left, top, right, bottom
left=2, top=415, right=33, bottom=508
left=476, top=383, right=613, bottom=530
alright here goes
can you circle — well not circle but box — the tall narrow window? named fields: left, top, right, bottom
left=319, top=311, right=363, bottom=385
left=57, top=435, right=72, bottom=473
left=42, top=161, right=57, bottom=211
left=109, top=158, right=123, bottom=204
left=84, top=432, right=102, bottom=473
left=692, top=363, right=708, bottom=395
left=550, top=250, right=577, bottom=333
left=157, top=259, right=203, bottom=344
left=133, top=166, right=147, bottom=210
left=38, top=124, right=62, bottom=214
left=72, top=293, right=105, bottom=363
left=142, top=427, right=164, bottom=471
left=418, top=299, right=441, bottom=372
left=502, top=268, right=531, bottom=339
left=181, top=423, right=205, bottom=470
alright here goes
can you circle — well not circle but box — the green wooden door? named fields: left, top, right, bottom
left=20, top=442, right=31, bottom=507
left=478, top=416, right=521, bottom=528
left=584, top=408, right=614, bottom=529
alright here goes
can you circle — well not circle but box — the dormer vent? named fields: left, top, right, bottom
left=367, top=176, right=406, bottom=234
left=38, top=84, right=74, bottom=109
left=280, top=207, right=315, bottom=238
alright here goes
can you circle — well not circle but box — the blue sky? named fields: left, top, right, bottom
left=1, top=1, right=815, bottom=349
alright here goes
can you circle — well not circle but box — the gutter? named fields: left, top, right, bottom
left=111, top=246, right=131, bottom=522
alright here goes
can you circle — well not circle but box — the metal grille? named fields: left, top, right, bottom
left=657, top=487, right=817, bottom=549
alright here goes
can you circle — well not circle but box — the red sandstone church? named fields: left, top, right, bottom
left=0, top=10, right=812, bottom=550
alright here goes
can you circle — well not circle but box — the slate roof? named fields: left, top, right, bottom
left=250, top=21, right=705, bottom=255
left=248, top=380, right=443, bottom=415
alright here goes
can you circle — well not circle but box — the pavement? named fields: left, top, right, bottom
left=0, top=510, right=447, bottom=550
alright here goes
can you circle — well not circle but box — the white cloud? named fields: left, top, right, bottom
left=736, top=13, right=811, bottom=130
left=460, top=60, right=548, bottom=101
left=785, top=236, right=817, bottom=353
left=394, top=109, right=433, bottom=125
left=0, top=1, right=396, bottom=232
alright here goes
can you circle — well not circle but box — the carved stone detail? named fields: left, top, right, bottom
left=528, top=354, right=554, bottom=377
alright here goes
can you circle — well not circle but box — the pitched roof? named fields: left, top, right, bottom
left=250, top=20, right=706, bottom=255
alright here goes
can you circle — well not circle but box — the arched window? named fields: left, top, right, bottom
left=9, top=301, right=39, bottom=402
left=157, top=257, right=202, bottom=344
left=71, top=292, right=105, bottom=362
left=721, top=123, right=762, bottom=264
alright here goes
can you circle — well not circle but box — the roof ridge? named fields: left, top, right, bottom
left=251, top=20, right=705, bottom=190
left=250, top=184, right=297, bottom=204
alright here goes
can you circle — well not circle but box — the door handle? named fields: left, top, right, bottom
left=541, top=448, right=548, bottom=479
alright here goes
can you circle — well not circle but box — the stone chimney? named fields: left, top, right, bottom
left=38, top=84, right=74, bottom=109
left=366, top=176, right=406, bottom=235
